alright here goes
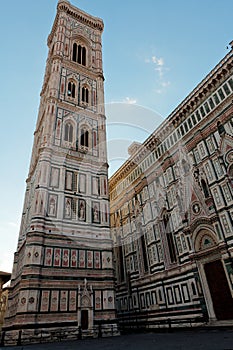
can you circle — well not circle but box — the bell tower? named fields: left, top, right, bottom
left=4, top=0, right=117, bottom=343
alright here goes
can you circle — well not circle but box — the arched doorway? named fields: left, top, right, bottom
left=204, top=259, right=233, bottom=320
left=77, top=279, right=93, bottom=331
left=81, top=309, right=89, bottom=330
left=194, top=228, right=233, bottom=321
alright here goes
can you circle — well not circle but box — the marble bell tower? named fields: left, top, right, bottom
left=4, top=0, right=117, bottom=343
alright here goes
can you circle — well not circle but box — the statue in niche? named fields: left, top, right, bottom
left=65, top=199, right=71, bottom=217
left=93, top=205, right=99, bottom=222
left=84, top=278, right=87, bottom=290
left=79, top=200, right=85, bottom=220
left=181, top=159, right=190, bottom=175
left=49, top=197, right=56, bottom=215
left=194, top=167, right=210, bottom=198
left=193, top=169, right=200, bottom=183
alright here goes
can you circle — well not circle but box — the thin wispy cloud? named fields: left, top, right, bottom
left=145, top=54, right=171, bottom=94
left=161, top=81, right=171, bottom=88
left=123, top=97, right=137, bottom=104
left=155, top=80, right=171, bottom=94
left=152, top=56, right=164, bottom=67
left=145, top=55, right=165, bottom=77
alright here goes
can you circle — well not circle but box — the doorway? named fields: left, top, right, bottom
left=81, top=310, right=88, bottom=330
left=204, top=260, right=233, bottom=320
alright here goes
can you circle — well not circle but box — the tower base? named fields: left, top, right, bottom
left=1, top=323, right=120, bottom=346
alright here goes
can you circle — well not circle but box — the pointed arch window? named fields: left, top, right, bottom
left=64, top=122, right=73, bottom=143
left=77, top=44, right=82, bottom=64
left=80, top=128, right=89, bottom=148
left=67, top=81, right=76, bottom=98
left=82, top=87, right=89, bottom=103
left=72, top=43, right=86, bottom=66
left=72, top=43, right=77, bottom=62
left=163, top=213, right=177, bottom=264
left=117, top=237, right=125, bottom=282
left=81, top=46, right=86, bottom=66
left=140, top=232, right=149, bottom=272
left=201, top=179, right=209, bottom=198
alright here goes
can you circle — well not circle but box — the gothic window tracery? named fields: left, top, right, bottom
left=78, top=199, right=86, bottom=221
left=140, top=229, right=149, bottom=273
left=72, top=43, right=86, bottom=66
left=80, top=127, right=89, bottom=148
left=163, top=213, right=177, bottom=264
left=67, top=81, right=76, bottom=98
left=64, top=122, right=74, bottom=143
left=81, top=86, right=89, bottom=104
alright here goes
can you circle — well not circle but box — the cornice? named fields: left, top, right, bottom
left=109, top=46, right=233, bottom=191
left=40, top=56, right=104, bottom=96
left=168, top=51, right=233, bottom=126
left=48, top=1, right=104, bottom=46
left=61, top=58, right=104, bottom=80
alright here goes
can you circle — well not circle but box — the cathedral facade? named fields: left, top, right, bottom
left=3, top=0, right=117, bottom=345
left=110, top=43, right=233, bottom=328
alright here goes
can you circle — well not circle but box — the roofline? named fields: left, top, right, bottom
left=109, top=43, right=233, bottom=187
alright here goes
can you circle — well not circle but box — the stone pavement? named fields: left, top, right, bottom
left=1, top=330, right=233, bottom=350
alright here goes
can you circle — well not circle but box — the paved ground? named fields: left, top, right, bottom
left=1, top=330, right=233, bottom=350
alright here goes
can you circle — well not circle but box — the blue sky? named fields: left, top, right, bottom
left=1, top=0, right=233, bottom=272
